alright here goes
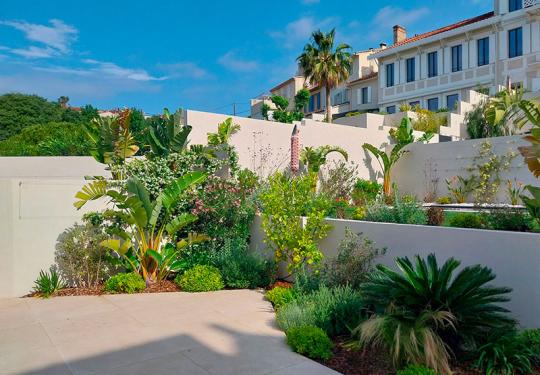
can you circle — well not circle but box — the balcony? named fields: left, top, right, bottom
left=524, top=0, right=538, bottom=7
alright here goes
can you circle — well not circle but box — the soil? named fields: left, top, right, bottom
left=316, top=336, right=540, bottom=375
left=267, top=280, right=293, bottom=290
left=24, top=280, right=181, bottom=298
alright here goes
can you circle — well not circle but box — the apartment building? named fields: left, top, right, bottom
left=371, top=0, right=540, bottom=114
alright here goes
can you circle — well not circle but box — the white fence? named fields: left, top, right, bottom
left=250, top=216, right=540, bottom=328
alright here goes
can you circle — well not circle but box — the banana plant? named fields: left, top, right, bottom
left=207, top=117, right=240, bottom=146
left=83, top=109, right=139, bottom=179
left=147, top=108, right=192, bottom=158
left=300, top=145, right=348, bottom=191
left=363, top=117, right=428, bottom=197
left=484, top=88, right=529, bottom=136
left=74, top=172, right=207, bottom=284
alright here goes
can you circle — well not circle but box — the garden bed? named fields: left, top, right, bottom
left=24, top=280, right=181, bottom=297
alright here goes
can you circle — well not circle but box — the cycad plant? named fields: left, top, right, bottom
left=147, top=108, right=192, bottom=158
left=357, top=254, right=514, bottom=374
left=74, top=172, right=207, bottom=284
left=83, top=109, right=139, bottom=179
left=300, top=145, right=348, bottom=191
left=297, top=29, right=352, bottom=123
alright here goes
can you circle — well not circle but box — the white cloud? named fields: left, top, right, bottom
left=218, top=52, right=259, bottom=72
left=367, top=6, right=430, bottom=42
left=269, top=16, right=338, bottom=49
left=301, top=0, right=320, bottom=4
left=10, top=46, right=58, bottom=58
left=0, top=19, right=78, bottom=55
left=83, top=59, right=167, bottom=81
left=157, top=62, right=209, bottom=79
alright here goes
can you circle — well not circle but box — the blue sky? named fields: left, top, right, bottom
left=0, top=0, right=492, bottom=115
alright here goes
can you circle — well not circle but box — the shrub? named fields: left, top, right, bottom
left=397, top=365, right=439, bottom=375
left=213, top=237, right=275, bottom=289
left=319, top=228, right=385, bottom=289
left=277, top=286, right=363, bottom=337
left=104, top=273, right=146, bottom=294
left=351, top=179, right=381, bottom=206
left=364, top=195, right=427, bottom=225
left=412, top=108, right=446, bottom=133
left=448, top=212, right=484, bottom=229
left=357, top=254, right=514, bottom=373
left=474, top=331, right=534, bottom=375
left=436, top=196, right=452, bottom=205
left=33, top=269, right=65, bottom=298
left=286, top=325, right=333, bottom=360
left=426, top=206, right=445, bottom=226
left=483, top=209, right=534, bottom=232
left=319, top=160, right=358, bottom=202
left=265, top=286, right=295, bottom=309
left=55, top=223, right=118, bottom=287
left=175, top=265, right=224, bottom=292
left=519, top=329, right=540, bottom=363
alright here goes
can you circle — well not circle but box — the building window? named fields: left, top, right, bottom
left=386, top=105, right=396, bottom=114
left=509, top=0, right=522, bottom=11
left=427, top=98, right=439, bottom=112
left=508, top=27, right=523, bottom=58
left=308, top=96, right=314, bottom=112
left=316, top=92, right=321, bottom=110
left=428, top=51, right=438, bottom=78
left=451, top=45, right=462, bottom=72
left=386, top=63, right=395, bottom=87
left=406, top=57, right=415, bottom=82
left=447, top=94, right=459, bottom=110
left=361, top=87, right=369, bottom=104
left=477, top=37, right=490, bottom=66
left=409, top=101, right=420, bottom=109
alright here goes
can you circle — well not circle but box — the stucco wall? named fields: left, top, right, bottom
left=250, top=216, right=540, bottom=328
left=392, top=135, right=535, bottom=202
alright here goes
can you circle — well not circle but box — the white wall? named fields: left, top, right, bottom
left=250, top=216, right=540, bottom=328
left=392, top=135, right=536, bottom=202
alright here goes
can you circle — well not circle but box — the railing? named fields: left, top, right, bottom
left=524, top=0, right=538, bottom=8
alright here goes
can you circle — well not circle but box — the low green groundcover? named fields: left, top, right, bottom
left=104, top=273, right=146, bottom=294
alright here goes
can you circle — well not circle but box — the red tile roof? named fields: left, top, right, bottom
left=387, top=11, right=495, bottom=50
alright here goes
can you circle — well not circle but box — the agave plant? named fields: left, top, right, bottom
left=147, top=108, right=192, bottom=158
left=357, top=254, right=514, bottom=373
left=83, top=109, right=139, bottom=179
left=74, top=172, right=207, bottom=284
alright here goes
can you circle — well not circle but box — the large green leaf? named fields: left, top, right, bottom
left=100, top=238, right=132, bottom=255
left=145, top=249, right=162, bottom=264
left=126, top=178, right=153, bottom=219
left=170, top=125, right=192, bottom=153
left=74, top=180, right=107, bottom=209
left=519, top=129, right=540, bottom=178
left=161, top=172, right=207, bottom=210
left=165, top=213, right=198, bottom=236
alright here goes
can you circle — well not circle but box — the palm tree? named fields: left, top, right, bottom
left=297, top=29, right=352, bottom=123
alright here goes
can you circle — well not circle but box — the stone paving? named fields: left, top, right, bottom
left=0, top=289, right=340, bottom=375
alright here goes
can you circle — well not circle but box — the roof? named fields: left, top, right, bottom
left=387, top=11, right=495, bottom=51
left=348, top=72, right=378, bottom=86
left=270, top=76, right=303, bottom=93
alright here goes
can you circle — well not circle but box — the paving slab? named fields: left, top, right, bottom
left=0, top=290, right=341, bottom=375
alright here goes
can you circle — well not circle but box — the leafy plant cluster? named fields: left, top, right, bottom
left=104, top=273, right=146, bottom=294
left=262, top=89, right=310, bottom=124
left=364, top=193, right=427, bottom=225
left=175, top=265, right=224, bottom=292
left=286, top=325, right=333, bottom=360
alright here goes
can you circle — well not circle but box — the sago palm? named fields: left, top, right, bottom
left=297, top=29, right=352, bottom=123
left=74, top=172, right=207, bottom=284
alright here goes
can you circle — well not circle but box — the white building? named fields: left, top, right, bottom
left=371, top=0, right=540, bottom=114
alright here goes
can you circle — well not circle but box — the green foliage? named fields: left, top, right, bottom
left=445, top=175, right=475, bottom=203
left=358, top=254, right=514, bottom=370
left=297, top=28, right=352, bottom=122
left=146, top=108, right=192, bottom=158
left=447, top=212, right=484, bottom=229
left=351, top=179, right=381, bottom=206
left=294, top=89, right=310, bottom=112
left=466, top=101, right=496, bottom=139
left=270, top=95, right=289, bottom=111
left=301, top=146, right=348, bottom=191
left=0, top=122, right=91, bottom=156
left=286, top=325, right=333, bottom=360
left=259, top=173, right=332, bottom=274
left=270, top=95, right=305, bottom=123
left=265, top=286, right=296, bottom=309
left=519, top=329, right=540, bottom=363
left=55, top=223, right=119, bottom=287
left=435, top=196, right=452, bottom=205
left=397, top=365, right=439, bottom=375
left=364, top=194, right=427, bottom=225
left=484, top=88, right=529, bottom=136
left=104, top=273, right=146, bottom=294
left=212, top=237, right=275, bottom=289
left=207, top=117, right=240, bottom=146
left=412, top=108, right=447, bottom=133
left=277, top=285, right=363, bottom=337
left=175, top=265, right=224, bottom=292
left=483, top=209, right=534, bottom=232
left=474, top=330, right=534, bottom=375
left=33, top=269, right=65, bottom=298
left=426, top=206, right=445, bottom=226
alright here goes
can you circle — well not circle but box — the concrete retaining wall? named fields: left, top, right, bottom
left=250, top=216, right=540, bottom=328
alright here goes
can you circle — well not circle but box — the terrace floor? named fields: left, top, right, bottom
left=0, top=289, right=339, bottom=375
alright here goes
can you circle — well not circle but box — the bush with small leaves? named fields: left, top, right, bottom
left=397, top=365, right=439, bottom=375
left=265, top=286, right=295, bottom=309
left=33, top=269, right=65, bottom=298
left=104, top=273, right=146, bottom=294
left=286, top=325, right=333, bottom=360
left=448, top=212, right=484, bottom=229
left=436, top=196, right=452, bottom=205
left=175, top=265, right=224, bottom=292
left=427, top=206, right=445, bottom=226
left=483, top=209, right=534, bottom=232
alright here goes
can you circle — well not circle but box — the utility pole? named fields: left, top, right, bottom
left=233, top=103, right=236, bottom=116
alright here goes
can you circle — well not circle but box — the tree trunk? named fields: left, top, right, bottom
left=325, top=86, right=332, bottom=123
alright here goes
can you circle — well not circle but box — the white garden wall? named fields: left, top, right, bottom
left=250, top=216, right=540, bottom=328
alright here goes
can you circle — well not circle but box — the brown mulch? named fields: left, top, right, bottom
left=24, top=280, right=181, bottom=298
left=267, top=280, right=293, bottom=290
left=315, top=336, right=540, bottom=375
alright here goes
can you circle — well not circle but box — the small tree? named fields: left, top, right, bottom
left=300, top=145, right=348, bottom=191
left=294, top=89, right=310, bottom=112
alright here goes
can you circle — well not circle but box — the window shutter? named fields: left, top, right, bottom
left=356, top=89, right=361, bottom=105
left=367, top=87, right=372, bottom=103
